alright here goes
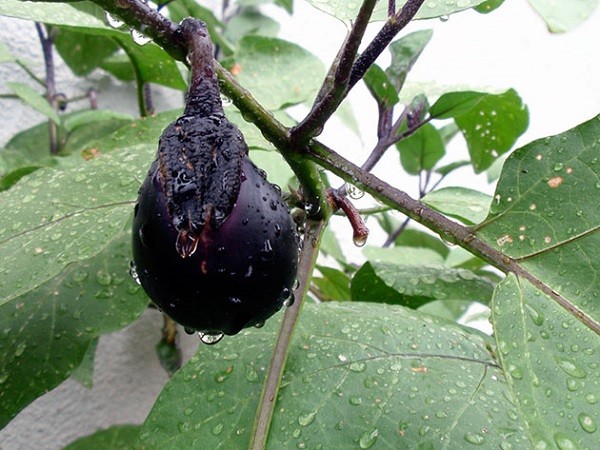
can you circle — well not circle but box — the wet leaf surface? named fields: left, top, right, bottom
left=140, top=302, right=528, bottom=449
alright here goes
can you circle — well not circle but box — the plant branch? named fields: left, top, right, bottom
left=349, top=0, right=426, bottom=89
left=290, top=0, right=377, bottom=145
left=305, top=141, right=600, bottom=335
left=35, top=22, right=59, bottom=155
left=250, top=219, right=327, bottom=450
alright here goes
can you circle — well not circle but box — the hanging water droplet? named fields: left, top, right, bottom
left=439, top=14, right=450, bottom=22
left=254, top=321, right=265, bottom=329
left=283, top=293, right=295, bottom=307
left=129, top=261, right=141, bottom=285
left=347, top=184, right=364, bottom=200
left=198, top=331, right=224, bottom=345
left=105, top=12, right=124, bottom=28
left=304, top=201, right=321, bottom=217
left=131, top=29, right=152, bottom=45
left=220, top=94, right=233, bottom=107
left=353, top=233, right=368, bottom=247
left=184, top=326, right=195, bottom=335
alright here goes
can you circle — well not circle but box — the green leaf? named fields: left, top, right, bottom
left=0, top=1, right=110, bottom=30
left=476, top=114, right=600, bottom=322
left=7, top=82, right=61, bottom=125
left=314, top=265, right=351, bottom=301
left=528, top=0, right=598, bottom=32
left=422, top=187, right=492, bottom=225
left=429, top=91, right=488, bottom=120
left=249, top=149, right=294, bottom=189
left=363, top=64, right=399, bottom=109
left=0, top=142, right=153, bottom=306
left=70, top=338, right=98, bottom=388
left=223, top=9, right=280, bottom=44
left=0, top=233, right=148, bottom=428
left=305, top=0, right=488, bottom=22
left=474, top=0, right=505, bottom=13
left=224, top=35, right=325, bottom=110
left=492, top=275, right=599, bottom=449
left=386, top=29, right=433, bottom=92
left=363, top=245, right=445, bottom=265
left=115, top=39, right=187, bottom=91
left=455, top=89, right=528, bottom=173
left=54, top=28, right=119, bottom=76
left=139, top=302, right=528, bottom=449
left=319, top=228, right=346, bottom=262
left=392, top=228, right=450, bottom=258
left=63, top=424, right=142, bottom=450
left=435, top=159, right=470, bottom=176
left=396, top=123, right=445, bottom=175
left=352, top=261, right=495, bottom=308
left=476, top=116, right=600, bottom=448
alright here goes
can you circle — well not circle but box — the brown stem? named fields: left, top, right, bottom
left=328, top=189, right=370, bottom=247
left=250, top=220, right=327, bottom=450
left=35, top=22, right=59, bottom=155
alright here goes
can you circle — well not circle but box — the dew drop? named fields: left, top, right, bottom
left=198, top=332, right=224, bottom=345
left=219, top=94, right=233, bottom=107
left=358, top=428, right=379, bottom=449
left=347, top=184, right=365, bottom=200
left=553, top=432, right=577, bottom=450
left=212, top=423, right=224, bottom=435
left=577, top=412, right=597, bottom=433
left=349, top=362, right=366, bottom=373
left=105, top=12, right=124, bottom=28
left=557, top=357, right=586, bottom=378
left=129, top=261, right=142, bottom=285
left=254, top=321, right=265, bottom=329
left=298, top=411, right=317, bottom=427
left=14, top=342, right=26, bottom=357
left=0, top=372, right=9, bottom=384
left=283, top=293, right=295, bottom=307
left=439, top=14, right=450, bottom=22
left=260, top=239, right=274, bottom=261
left=353, top=234, right=368, bottom=247
left=464, top=432, right=485, bottom=445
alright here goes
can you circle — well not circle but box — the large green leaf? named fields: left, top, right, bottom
left=0, top=233, right=148, bottom=428
left=475, top=116, right=600, bottom=448
left=363, top=64, right=399, bottom=109
left=63, top=424, right=142, bottom=450
left=476, top=114, right=600, bottom=323
left=224, top=35, right=325, bottom=110
left=528, top=0, right=598, bottom=33
left=0, top=142, right=153, bottom=306
left=492, top=275, right=599, bottom=449
left=304, top=0, right=488, bottom=22
left=351, top=261, right=494, bottom=308
left=140, top=302, right=528, bottom=448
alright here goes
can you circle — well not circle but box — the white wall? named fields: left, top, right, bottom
left=0, top=2, right=598, bottom=449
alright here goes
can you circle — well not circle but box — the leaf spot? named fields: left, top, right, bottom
left=547, top=176, right=564, bottom=188
left=496, top=234, right=513, bottom=246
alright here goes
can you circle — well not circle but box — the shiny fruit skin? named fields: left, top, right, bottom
left=133, top=157, right=298, bottom=336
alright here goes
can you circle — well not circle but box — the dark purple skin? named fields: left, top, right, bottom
left=132, top=19, right=298, bottom=336
left=133, top=157, right=298, bottom=335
